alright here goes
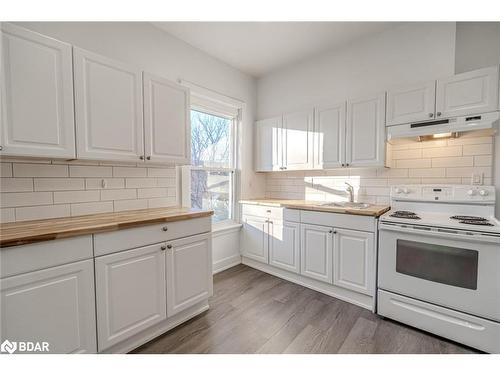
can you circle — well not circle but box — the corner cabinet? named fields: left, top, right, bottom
left=73, top=48, right=145, bottom=162
left=143, top=73, right=190, bottom=164
left=94, top=243, right=167, bottom=351
left=0, top=259, right=97, bottom=353
left=0, top=23, right=76, bottom=158
left=346, top=93, right=386, bottom=167
left=254, top=117, right=283, bottom=172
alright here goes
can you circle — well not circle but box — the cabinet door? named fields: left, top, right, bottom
left=300, top=223, right=333, bottom=283
left=241, top=215, right=269, bottom=263
left=166, top=233, right=212, bottom=317
left=386, top=81, right=436, bottom=126
left=269, top=220, right=300, bottom=274
left=95, top=243, right=166, bottom=351
left=0, top=259, right=96, bottom=354
left=436, top=66, right=499, bottom=118
left=346, top=93, right=386, bottom=167
left=314, top=103, right=346, bottom=169
left=333, top=229, right=374, bottom=296
left=283, top=109, right=314, bottom=170
left=0, top=23, right=75, bottom=158
left=74, top=47, right=144, bottom=162
left=143, top=73, right=190, bottom=164
left=255, top=117, right=282, bottom=171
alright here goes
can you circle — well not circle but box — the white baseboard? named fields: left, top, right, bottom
left=213, top=254, right=241, bottom=274
left=242, top=257, right=374, bottom=311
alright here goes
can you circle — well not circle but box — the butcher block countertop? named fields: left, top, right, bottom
left=240, top=199, right=390, bottom=217
left=0, top=207, right=213, bottom=248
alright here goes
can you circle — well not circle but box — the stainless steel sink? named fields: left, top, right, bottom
left=319, top=202, right=371, bottom=209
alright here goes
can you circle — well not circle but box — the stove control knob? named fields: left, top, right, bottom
left=467, top=189, right=475, bottom=196
left=479, top=190, right=488, bottom=197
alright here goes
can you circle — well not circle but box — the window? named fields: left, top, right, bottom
left=184, top=109, right=237, bottom=223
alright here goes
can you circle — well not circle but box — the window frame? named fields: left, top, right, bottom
left=182, top=106, right=239, bottom=226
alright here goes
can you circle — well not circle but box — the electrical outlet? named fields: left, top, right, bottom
left=471, top=173, right=483, bottom=185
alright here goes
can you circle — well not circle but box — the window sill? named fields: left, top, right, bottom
left=212, top=221, right=242, bottom=234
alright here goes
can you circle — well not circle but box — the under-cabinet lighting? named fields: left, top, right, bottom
left=417, top=132, right=459, bottom=142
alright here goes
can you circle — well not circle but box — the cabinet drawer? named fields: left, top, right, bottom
left=1, top=235, right=93, bottom=278
left=300, top=210, right=375, bottom=232
left=93, top=217, right=211, bottom=257
left=241, top=204, right=300, bottom=222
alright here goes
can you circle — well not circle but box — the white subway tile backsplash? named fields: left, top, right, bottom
left=100, top=189, right=137, bottom=201
left=156, top=178, right=177, bottom=187
left=126, top=178, right=157, bottom=188
left=14, top=163, right=68, bottom=177
left=113, top=199, right=148, bottom=212
left=113, top=166, right=147, bottom=177
left=69, top=165, right=112, bottom=177
left=462, top=144, right=493, bottom=156
left=1, top=192, right=53, bottom=208
left=54, top=190, right=100, bottom=204
left=147, top=167, right=176, bottom=177
left=70, top=201, right=114, bottom=216
left=148, top=197, right=177, bottom=208
left=85, top=178, right=125, bottom=190
left=409, top=168, right=446, bottom=178
left=396, top=159, right=432, bottom=169
left=424, top=146, right=462, bottom=158
left=0, top=178, right=33, bottom=192
left=1, top=163, right=13, bottom=177
left=34, top=178, right=85, bottom=191
left=137, top=188, right=169, bottom=199
left=474, top=155, right=493, bottom=167
left=1, top=208, right=15, bottom=222
left=392, top=149, right=422, bottom=160
left=431, top=156, right=473, bottom=167
left=16, top=204, right=70, bottom=221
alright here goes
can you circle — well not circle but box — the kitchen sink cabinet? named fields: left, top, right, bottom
left=300, top=223, right=333, bottom=283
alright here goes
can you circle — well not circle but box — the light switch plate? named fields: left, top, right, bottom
left=472, top=173, right=483, bottom=185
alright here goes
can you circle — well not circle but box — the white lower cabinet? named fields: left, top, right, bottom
left=269, top=220, right=300, bottom=274
left=0, top=259, right=97, bottom=353
left=300, top=223, right=333, bottom=283
left=95, top=243, right=167, bottom=351
left=241, top=215, right=269, bottom=263
left=333, top=228, right=375, bottom=296
left=166, top=233, right=212, bottom=317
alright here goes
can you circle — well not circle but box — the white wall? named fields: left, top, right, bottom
left=455, top=22, right=500, bottom=217
left=257, top=22, right=456, bottom=119
left=15, top=22, right=265, bottom=201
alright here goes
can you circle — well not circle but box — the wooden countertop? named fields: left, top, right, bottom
left=0, top=207, right=213, bottom=248
left=240, top=199, right=390, bottom=217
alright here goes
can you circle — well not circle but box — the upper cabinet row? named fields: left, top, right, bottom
left=0, top=23, right=190, bottom=164
left=255, top=93, right=386, bottom=171
left=386, top=66, right=499, bottom=126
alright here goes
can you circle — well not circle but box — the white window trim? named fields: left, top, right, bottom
left=179, top=80, right=244, bottom=225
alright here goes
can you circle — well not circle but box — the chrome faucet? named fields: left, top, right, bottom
left=345, top=182, right=354, bottom=203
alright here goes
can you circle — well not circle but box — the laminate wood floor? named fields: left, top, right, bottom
left=133, top=264, right=479, bottom=354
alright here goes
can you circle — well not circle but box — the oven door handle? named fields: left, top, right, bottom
left=379, top=222, right=499, bottom=244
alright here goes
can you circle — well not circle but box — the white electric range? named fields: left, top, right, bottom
left=377, top=185, right=500, bottom=353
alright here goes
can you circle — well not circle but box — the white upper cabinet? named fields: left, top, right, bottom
left=436, top=66, right=499, bottom=118
left=282, top=109, right=314, bottom=170
left=313, top=103, right=346, bottom=169
left=386, top=81, right=436, bottom=126
left=143, top=73, right=190, bottom=164
left=333, top=228, right=374, bottom=296
left=73, top=48, right=144, bottom=162
left=255, top=117, right=282, bottom=172
left=346, top=93, right=386, bottom=167
left=0, top=24, right=76, bottom=158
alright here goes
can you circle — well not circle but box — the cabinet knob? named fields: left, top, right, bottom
left=146, top=156, right=151, bottom=160
left=162, top=226, right=168, bottom=231
left=0, top=145, right=3, bottom=151
left=341, top=163, right=345, bottom=167
left=436, top=111, right=442, bottom=117
left=330, top=230, right=337, bottom=234
left=139, top=155, right=144, bottom=160
left=167, top=244, right=173, bottom=249
left=428, top=113, right=434, bottom=118
left=161, top=245, right=167, bottom=251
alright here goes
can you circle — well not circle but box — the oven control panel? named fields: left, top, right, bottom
left=390, top=185, right=495, bottom=203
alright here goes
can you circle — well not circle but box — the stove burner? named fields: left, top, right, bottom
left=390, top=211, right=421, bottom=220
left=459, top=220, right=494, bottom=226
left=450, top=215, right=487, bottom=221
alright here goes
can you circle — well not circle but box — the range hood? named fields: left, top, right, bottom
left=387, top=111, right=499, bottom=141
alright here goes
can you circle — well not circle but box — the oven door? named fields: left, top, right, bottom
left=378, top=222, right=500, bottom=322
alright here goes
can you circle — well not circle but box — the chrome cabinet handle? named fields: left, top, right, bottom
left=161, top=245, right=167, bottom=251
left=428, top=113, right=434, bottom=118
left=139, top=155, right=144, bottom=160
left=329, top=230, right=337, bottom=234
left=167, top=244, right=173, bottom=249
left=146, top=156, right=151, bottom=160
left=162, top=226, right=168, bottom=231
left=436, top=111, right=442, bottom=117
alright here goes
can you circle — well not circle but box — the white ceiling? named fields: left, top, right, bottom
left=153, top=22, right=398, bottom=77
